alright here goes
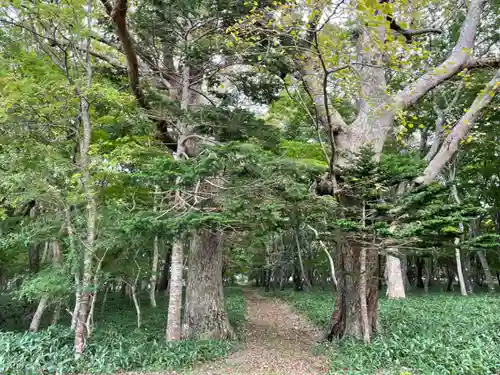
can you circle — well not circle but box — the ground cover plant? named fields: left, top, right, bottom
left=271, top=289, right=500, bottom=375
left=0, top=288, right=246, bottom=375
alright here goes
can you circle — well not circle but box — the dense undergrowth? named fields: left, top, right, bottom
left=0, top=287, right=246, bottom=375
left=269, top=289, right=500, bottom=375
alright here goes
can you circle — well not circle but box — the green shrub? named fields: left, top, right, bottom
left=0, top=288, right=246, bottom=375
left=273, top=289, right=500, bottom=375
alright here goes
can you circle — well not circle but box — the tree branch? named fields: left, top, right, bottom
left=393, top=0, right=487, bottom=109
left=99, top=0, right=177, bottom=149
left=416, top=69, right=500, bottom=185
left=466, top=56, right=500, bottom=70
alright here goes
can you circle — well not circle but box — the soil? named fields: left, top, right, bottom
left=181, top=288, right=329, bottom=375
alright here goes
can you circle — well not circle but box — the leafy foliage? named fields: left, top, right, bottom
left=273, top=289, right=500, bottom=375
left=0, top=288, right=246, bottom=375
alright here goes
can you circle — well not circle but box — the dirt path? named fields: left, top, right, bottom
left=183, top=289, right=329, bottom=375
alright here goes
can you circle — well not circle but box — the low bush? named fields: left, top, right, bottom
left=271, top=289, right=500, bottom=375
left=0, top=288, right=246, bottom=375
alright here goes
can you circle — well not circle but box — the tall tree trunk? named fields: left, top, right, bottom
left=150, top=235, right=159, bottom=307
left=295, top=232, right=312, bottom=290
left=385, top=250, right=405, bottom=299
left=30, top=240, right=62, bottom=332
left=166, top=239, right=184, bottom=341
left=325, top=241, right=379, bottom=341
left=477, top=251, right=496, bottom=293
left=51, top=302, right=61, bottom=325
left=158, top=244, right=172, bottom=295
left=28, top=243, right=41, bottom=274
left=402, top=254, right=410, bottom=291
left=150, top=186, right=160, bottom=307
left=74, top=196, right=97, bottom=355
left=182, top=230, right=233, bottom=340
left=455, top=247, right=468, bottom=296
left=29, top=295, right=49, bottom=332
left=415, top=258, right=425, bottom=289
left=423, top=257, right=431, bottom=294
left=446, top=265, right=455, bottom=292
left=74, top=3, right=97, bottom=356
left=463, top=251, right=474, bottom=294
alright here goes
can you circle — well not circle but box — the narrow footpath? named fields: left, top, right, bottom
left=184, top=289, right=329, bottom=375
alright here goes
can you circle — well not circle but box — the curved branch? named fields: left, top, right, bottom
left=393, top=0, right=487, bottom=109
left=416, top=69, right=500, bottom=185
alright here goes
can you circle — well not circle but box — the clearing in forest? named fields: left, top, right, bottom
left=183, top=288, right=329, bottom=375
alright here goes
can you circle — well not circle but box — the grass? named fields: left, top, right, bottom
left=267, top=288, right=500, bottom=375
left=0, top=287, right=246, bottom=375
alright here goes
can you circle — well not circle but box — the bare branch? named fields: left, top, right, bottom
left=466, top=56, right=500, bottom=70
left=393, top=0, right=487, bottom=109
left=416, top=69, right=500, bottom=185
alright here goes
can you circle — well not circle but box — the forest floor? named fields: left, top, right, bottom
left=181, top=288, right=330, bottom=375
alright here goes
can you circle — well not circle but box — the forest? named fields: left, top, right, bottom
left=0, top=0, right=499, bottom=374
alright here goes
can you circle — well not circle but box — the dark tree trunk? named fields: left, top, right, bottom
left=446, top=265, right=455, bottom=292
left=415, top=258, right=425, bottom=289
left=325, top=242, right=379, bottom=341
left=158, top=244, right=172, bottom=293
left=182, top=230, right=233, bottom=340
left=293, top=263, right=303, bottom=291
left=407, top=257, right=415, bottom=289
left=29, top=244, right=41, bottom=274
left=264, top=268, right=271, bottom=292
left=462, top=251, right=474, bottom=294
left=378, top=254, right=383, bottom=290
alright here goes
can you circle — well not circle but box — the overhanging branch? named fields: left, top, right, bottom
left=416, top=69, right=500, bottom=185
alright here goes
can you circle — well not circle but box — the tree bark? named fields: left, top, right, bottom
left=477, top=251, right=496, bottom=293
left=29, top=295, right=49, bottom=332
left=417, top=69, right=500, bottom=184
left=325, top=241, right=379, bottom=341
left=166, top=238, right=184, bottom=341
left=455, top=247, right=468, bottom=296
left=423, top=257, right=431, bottom=294
left=51, top=302, right=61, bottom=325
left=182, top=230, right=233, bottom=340
left=385, top=251, right=406, bottom=299
left=463, top=251, right=474, bottom=294
left=307, top=224, right=337, bottom=289
left=415, top=258, right=425, bottom=289
left=295, top=232, right=312, bottom=290
left=158, top=244, right=172, bottom=295
left=446, top=265, right=455, bottom=292
left=150, top=235, right=159, bottom=307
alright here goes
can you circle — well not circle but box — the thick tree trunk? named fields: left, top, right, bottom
left=477, top=251, right=496, bottom=293
left=182, top=230, right=233, bottom=340
left=166, top=239, right=183, bottom=341
left=325, top=242, right=379, bottom=341
left=385, top=250, right=405, bottom=299
left=29, top=295, right=49, bottom=332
